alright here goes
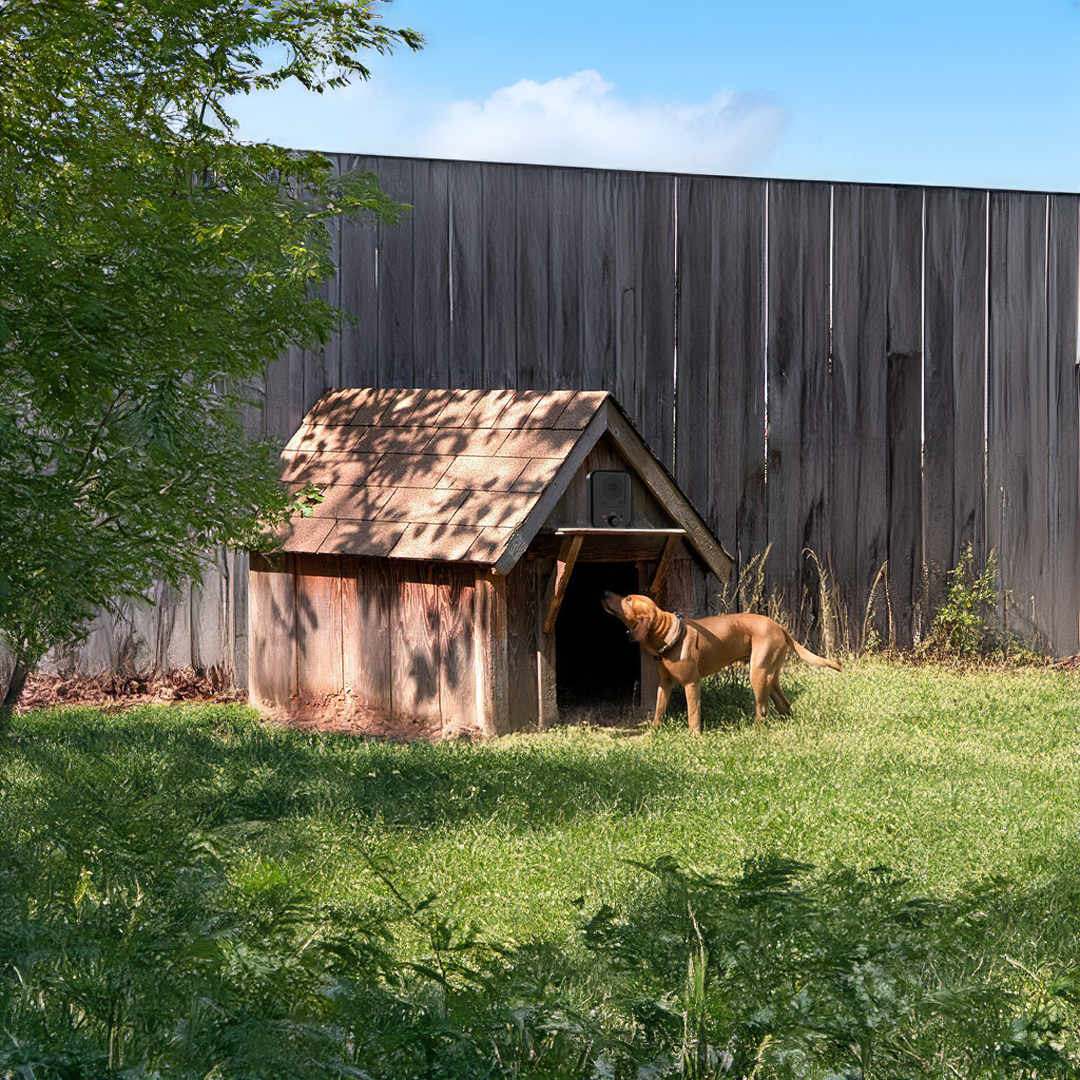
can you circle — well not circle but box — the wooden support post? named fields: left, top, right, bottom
left=541, top=534, right=583, bottom=634
left=476, top=570, right=509, bottom=737
left=537, top=563, right=559, bottom=729
left=649, top=534, right=681, bottom=598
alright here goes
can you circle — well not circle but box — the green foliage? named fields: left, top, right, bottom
left=926, top=544, right=1000, bottom=658
left=4, top=681, right=1080, bottom=1077
left=0, top=1, right=422, bottom=682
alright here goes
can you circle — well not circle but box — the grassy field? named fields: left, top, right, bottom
left=3, top=659, right=1080, bottom=1077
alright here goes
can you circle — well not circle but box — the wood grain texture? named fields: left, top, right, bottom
left=60, top=157, right=1080, bottom=682
left=505, top=561, right=540, bottom=730
left=765, top=180, right=833, bottom=633
left=337, top=155, right=382, bottom=389
left=248, top=555, right=297, bottom=708
left=1047, top=195, right=1079, bottom=654
left=475, top=571, right=509, bottom=736
left=411, top=158, right=452, bottom=387
left=436, top=565, right=478, bottom=729
left=374, top=157, right=416, bottom=387
left=923, top=188, right=988, bottom=612
left=390, top=564, right=443, bottom=722
left=448, top=160, right=485, bottom=387
left=988, top=192, right=1050, bottom=641
left=676, top=175, right=767, bottom=573
left=295, top=553, right=344, bottom=697
left=481, top=163, right=518, bottom=388
left=515, top=165, right=551, bottom=389
left=342, top=556, right=392, bottom=710
left=617, top=172, right=676, bottom=468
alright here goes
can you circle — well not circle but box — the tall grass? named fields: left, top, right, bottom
left=3, top=661, right=1080, bottom=1076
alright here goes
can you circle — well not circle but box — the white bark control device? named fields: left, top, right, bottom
left=588, top=470, right=632, bottom=527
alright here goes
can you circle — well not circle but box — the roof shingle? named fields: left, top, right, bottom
left=276, top=387, right=608, bottom=564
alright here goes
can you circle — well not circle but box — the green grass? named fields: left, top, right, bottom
left=3, top=659, right=1080, bottom=1077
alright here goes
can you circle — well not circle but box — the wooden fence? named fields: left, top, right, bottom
left=71, top=156, right=1080, bottom=682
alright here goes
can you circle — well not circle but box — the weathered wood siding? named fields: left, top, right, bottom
left=69, top=158, right=1080, bottom=679
left=249, top=555, right=481, bottom=730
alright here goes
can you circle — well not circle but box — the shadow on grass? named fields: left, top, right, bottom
left=579, top=846, right=1080, bottom=1078
left=649, top=668, right=811, bottom=732
left=5, top=704, right=696, bottom=834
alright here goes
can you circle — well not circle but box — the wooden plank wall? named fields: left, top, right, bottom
left=65, top=157, right=1080, bottom=681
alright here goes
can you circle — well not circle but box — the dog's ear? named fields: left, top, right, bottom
left=628, top=615, right=651, bottom=643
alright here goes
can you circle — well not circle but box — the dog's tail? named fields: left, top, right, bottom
left=784, top=632, right=842, bottom=671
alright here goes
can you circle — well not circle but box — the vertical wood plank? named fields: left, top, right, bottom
left=374, top=157, right=416, bottom=387
left=923, top=188, right=988, bottom=615
left=988, top=191, right=1050, bottom=642
left=832, top=184, right=923, bottom=646
left=475, top=570, right=509, bottom=736
left=579, top=169, right=618, bottom=391
left=549, top=167, right=584, bottom=386
left=248, top=555, right=297, bottom=709
left=630, top=170, right=673, bottom=466
left=390, top=564, right=442, bottom=722
left=437, top=565, right=478, bottom=730
left=1048, top=195, right=1080, bottom=654
left=295, top=553, right=344, bottom=697
left=505, top=562, right=540, bottom=730
left=481, top=163, right=518, bottom=388
left=830, top=184, right=889, bottom=645
left=411, top=158, right=452, bottom=387
left=515, top=164, right=551, bottom=390
left=676, top=175, right=767, bottom=580
left=618, top=172, right=676, bottom=467
left=338, top=153, right=383, bottom=388
left=342, top=556, right=392, bottom=711
left=448, top=160, right=485, bottom=387
left=766, top=180, right=833, bottom=634
left=536, top=558, right=559, bottom=728
left=230, top=549, right=250, bottom=691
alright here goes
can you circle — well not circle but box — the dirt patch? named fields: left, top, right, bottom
left=14, top=672, right=482, bottom=742
left=16, top=668, right=245, bottom=712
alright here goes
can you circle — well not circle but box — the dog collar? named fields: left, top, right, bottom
left=655, top=612, right=685, bottom=659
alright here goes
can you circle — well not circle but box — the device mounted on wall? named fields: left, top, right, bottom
left=588, top=470, right=632, bottom=527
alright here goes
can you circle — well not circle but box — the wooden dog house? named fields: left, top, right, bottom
left=249, top=387, right=733, bottom=736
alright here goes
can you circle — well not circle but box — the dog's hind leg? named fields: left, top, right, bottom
left=770, top=681, right=792, bottom=716
left=749, top=665, right=773, bottom=722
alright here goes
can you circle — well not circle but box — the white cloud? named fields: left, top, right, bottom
left=230, top=70, right=788, bottom=175
left=421, top=70, right=788, bottom=174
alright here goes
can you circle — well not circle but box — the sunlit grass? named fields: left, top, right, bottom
left=5, top=662, right=1080, bottom=1074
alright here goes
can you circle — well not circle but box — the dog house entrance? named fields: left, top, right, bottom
left=554, top=561, right=640, bottom=712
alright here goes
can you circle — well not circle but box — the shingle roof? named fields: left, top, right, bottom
left=278, top=388, right=609, bottom=565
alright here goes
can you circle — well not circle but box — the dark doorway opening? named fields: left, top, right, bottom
left=555, top=561, right=640, bottom=712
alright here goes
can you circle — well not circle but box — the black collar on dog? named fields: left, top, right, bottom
left=653, top=612, right=685, bottom=660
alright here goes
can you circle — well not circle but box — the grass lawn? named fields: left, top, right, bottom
left=3, top=658, right=1080, bottom=1077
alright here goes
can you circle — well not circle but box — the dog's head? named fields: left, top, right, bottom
left=602, top=591, right=660, bottom=643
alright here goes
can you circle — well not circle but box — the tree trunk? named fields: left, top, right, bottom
left=0, top=657, right=29, bottom=736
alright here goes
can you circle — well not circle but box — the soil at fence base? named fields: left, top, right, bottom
left=14, top=671, right=482, bottom=742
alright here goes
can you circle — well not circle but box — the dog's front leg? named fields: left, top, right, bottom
left=684, top=680, right=702, bottom=735
left=651, top=666, right=673, bottom=729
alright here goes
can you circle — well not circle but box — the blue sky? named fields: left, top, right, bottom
left=230, top=0, right=1080, bottom=192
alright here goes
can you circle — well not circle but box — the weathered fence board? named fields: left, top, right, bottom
left=766, top=180, right=833, bottom=620
left=988, top=192, right=1052, bottom=642
left=675, top=175, right=767, bottom=576
left=57, top=156, right=1080, bottom=689
left=1048, top=196, right=1080, bottom=651
left=923, top=188, right=988, bottom=609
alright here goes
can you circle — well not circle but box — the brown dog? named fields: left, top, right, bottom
left=602, top=592, right=841, bottom=733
